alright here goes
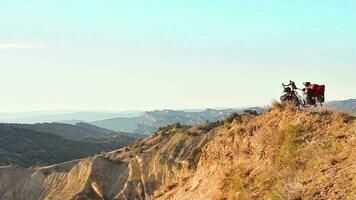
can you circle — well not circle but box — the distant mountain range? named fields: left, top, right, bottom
left=0, top=111, right=143, bottom=124
left=2, top=98, right=355, bottom=126
left=0, top=108, right=266, bottom=135
left=0, top=123, right=142, bottom=167
left=1, top=99, right=354, bottom=137
left=91, top=108, right=264, bottom=134
left=325, top=98, right=356, bottom=113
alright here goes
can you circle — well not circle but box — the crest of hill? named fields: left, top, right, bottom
left=0, top=105, right=354, bottom=200
left=159, top=105, right=356, bottom=200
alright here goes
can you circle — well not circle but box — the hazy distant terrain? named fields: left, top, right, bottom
left=0, top=111, right=143, bottom=124
left=325, top=98, right=356, bottom=113
left=6, top=122, right=114, bottom=140
left=91, top=108, right=264, bottom=134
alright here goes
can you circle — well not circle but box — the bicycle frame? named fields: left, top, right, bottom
left=281, top=82, right=306, bottom=109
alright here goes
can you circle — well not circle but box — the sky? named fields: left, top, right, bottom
left=0, top=0, right=355, bottom=112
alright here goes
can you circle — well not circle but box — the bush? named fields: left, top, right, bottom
left=225, top=113, right=240, bottom=124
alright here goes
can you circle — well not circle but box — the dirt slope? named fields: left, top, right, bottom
left=0, top=106, right=355, bottom=200
left=159, top=106, right=356, bottom=200
left=0, top=122, right=219, bottom=200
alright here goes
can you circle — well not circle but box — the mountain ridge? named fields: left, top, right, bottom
left=91, top=108, right=264, bottom=134
left=2, top=122, right=114, bottom=140
left=325, top=98, right=356, bottom=113
left=0, top=111, right=144, bottom=124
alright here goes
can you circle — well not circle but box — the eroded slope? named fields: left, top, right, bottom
left=159, top=107, right=356, bottom=200
left=0, top=122, right=219, bottom=200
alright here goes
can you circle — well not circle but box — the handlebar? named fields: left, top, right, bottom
left=282, top=80, right=302, bottom=90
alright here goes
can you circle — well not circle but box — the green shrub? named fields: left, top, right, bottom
left=225, top=113, right=240, bottom=124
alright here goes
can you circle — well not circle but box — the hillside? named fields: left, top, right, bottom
left=0, top=124, right=141, bottom=167
left=0, top=106, right=354, bottom=199
left=91, top=108, right=263, bottom=134
left=4, top=122, right=114, bottom=140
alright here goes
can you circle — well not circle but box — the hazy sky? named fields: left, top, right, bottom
left=1, top=1, right=355, bottom=112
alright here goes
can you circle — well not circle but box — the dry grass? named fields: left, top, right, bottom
left=216, top=106, right=356, bottom=199
left=225, top=112, right=240, bottom=124
left=271, top=99, right=283, bottom=110
left=211, top=191, right=226, bottom=200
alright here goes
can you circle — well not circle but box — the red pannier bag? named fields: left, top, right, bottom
left=315, top=85, right=325, bottom=96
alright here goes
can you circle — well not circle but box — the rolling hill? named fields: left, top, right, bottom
left=0, top=124, right=142, bottom=167
left=0, top=105, right=354, bottom=199
left=4, top=122, right=114, bottom=140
